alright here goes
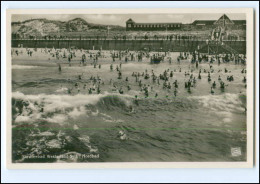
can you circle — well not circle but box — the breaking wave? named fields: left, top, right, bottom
left=189, top=93, right=246, bottom=113
left=12, top=91, right=133, bottom=124
left=189, top=93, right=246, bottom=124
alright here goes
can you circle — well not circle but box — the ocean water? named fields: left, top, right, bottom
left=11, top=55, right=247, bottom=162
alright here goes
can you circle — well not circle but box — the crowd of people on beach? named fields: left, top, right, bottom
left=12, top=46, right=247, bottom=100
left=13, top=46, right=246, bottom=65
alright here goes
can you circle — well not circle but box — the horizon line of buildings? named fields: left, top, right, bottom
left=126, top=14, right=246, bottom=31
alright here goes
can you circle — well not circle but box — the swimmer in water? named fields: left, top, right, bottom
left=170, top=71, right=173, bottom=77
left=174, top=80, right=178, bottom=88
left=208, top=76, right=211, bottom=82
left=97, top=86, right=101, bottom=94
left=139, top=80, right=142, bottom=87
left=193, top=77, right=196, bottom=84
left=212, top=81, right=216, bottom=88
left=220, top=81, right=225, bottom=89
left=155, top=93, right=158, bottom=98
left=67, top=88, right=72, bottom=94
left=88, top=88, right=92, bottom=94
left=198, top=72, right=201, bottom=79
left=119, top=87, right=124, bottom=94
left=225, top=68, right=228, bottom=73
left=118, top=130, right=127, bottom=140
left=243, top=76, right=246, bottom=83
left=144, top=89, right=149, bottom=98
left=118, top=71, right=122, bottom=79
left=58, top=64, right=61, bottom=72
left=40, top=107, right=44, bottom=113
left=211, top=87, right=214, bottom=94
left=174, top=88, right=177, bottom=97
left=187, top=86, right=191, bottom=93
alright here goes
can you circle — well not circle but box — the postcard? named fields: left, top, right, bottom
left=6, top=8, right=255, bottom=169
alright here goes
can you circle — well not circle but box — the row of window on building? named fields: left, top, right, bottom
left=129, top=24, right=180, bottom=28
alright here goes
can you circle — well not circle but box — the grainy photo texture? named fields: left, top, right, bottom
left=7, top=9, right=254, bottom=168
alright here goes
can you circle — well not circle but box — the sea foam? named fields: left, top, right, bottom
left=12, top=91, right=132, bottom=124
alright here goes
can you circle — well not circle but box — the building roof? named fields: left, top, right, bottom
left=127, top=15, right=246, bottom=26
left=214, top=14, right=234, bottom=25
left=134, top=22, right=181, bottom=25
left=192, top=20, right=215, bottom=25
left=126, top=18, right=181, bottom=24
left=126, top=19, right=135, bottom=23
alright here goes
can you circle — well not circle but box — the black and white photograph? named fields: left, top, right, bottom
left=5, top=8, right=255, bottom=169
